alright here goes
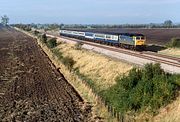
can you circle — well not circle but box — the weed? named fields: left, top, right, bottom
left=74, top=42, right=83, bottom=50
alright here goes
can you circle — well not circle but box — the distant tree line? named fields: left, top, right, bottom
left=12, top=20, right=180, bottom=30
left=59, top=20, right=178, bottom=29
left=12, top=23, right=60, bottom=31
left=62, top=20, right=178, bottom=29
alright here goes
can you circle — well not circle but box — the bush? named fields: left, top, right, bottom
left=47, top=38, right=57, bottom=48
left=62, top=56, right=75, bottom=70
left=167, top=37, right=180, bottom=48
left=102, top=63, right=180, bottom=114
left=51, top=49, right=75, bottom=70
left=41, top=34, right=47, bottom=43
left=34, top=30, right=40, bottom=36
left=74, top=42, right=83, bottom=50
left=52, top=49, right=63, bottom=60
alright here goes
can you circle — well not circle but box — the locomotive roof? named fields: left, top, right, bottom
left=62, top=29, right=145, bottom=36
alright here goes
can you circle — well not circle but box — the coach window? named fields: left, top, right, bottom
left=106, top=35, right=111, bottom=39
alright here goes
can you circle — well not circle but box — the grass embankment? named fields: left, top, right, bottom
left=55, top=42, right=132, bottom=91
left=45, top=35, right=180, bottom=121
left=159, top=48, right=180, bottom=57
left=48, top=40, right=133, bottom=121
left=41, top=34, right=133, bottom=121
left=51, top=38, right=180, bottom=121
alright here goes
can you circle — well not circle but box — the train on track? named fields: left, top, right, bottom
left=59, top=29, right=146, bottom=50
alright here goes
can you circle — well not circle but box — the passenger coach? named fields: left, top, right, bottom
left=60, top=29, right=146, bottom=50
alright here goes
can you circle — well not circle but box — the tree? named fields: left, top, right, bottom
left=1, top=15, right=9, bottom=26
left=164, top=20, right=173, bottom=28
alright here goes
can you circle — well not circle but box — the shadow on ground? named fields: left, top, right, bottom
left=145, top=45, right=166, bottom=52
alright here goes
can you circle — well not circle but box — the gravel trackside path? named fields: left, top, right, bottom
left=0, top=27, right=92, bottom=121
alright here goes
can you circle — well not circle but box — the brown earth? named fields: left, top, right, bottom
left=70, top=28, right=180, bottom=45
left=0, top=26, right=92, bottom=121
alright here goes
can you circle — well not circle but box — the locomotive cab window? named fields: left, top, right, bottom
left=141, top=36, right=145, bottom=40
left=136, top=37, right=141, bottom=40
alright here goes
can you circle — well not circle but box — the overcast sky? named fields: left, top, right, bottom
left=0, top=0, right=180, bottom=24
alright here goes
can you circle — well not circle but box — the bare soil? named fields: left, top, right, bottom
left=0, top=26, right=92, bottom=122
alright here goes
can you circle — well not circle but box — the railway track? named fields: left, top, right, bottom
left=48, top=34, right=180, bottom=73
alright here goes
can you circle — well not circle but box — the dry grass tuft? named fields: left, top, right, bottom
left=152, top=92, right=180, bottom=122
left=57, top=43, right=132, bottom=91
left=159, top=48, right=180, bottom=57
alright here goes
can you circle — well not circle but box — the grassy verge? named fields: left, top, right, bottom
left=49, top=38, right=180, bottom=121
left=158, top=48, right=180, bottom=58
left=159, top=37, right=180, bottom=57
left=45, top=37, right=180, bottom=121
left=42, top=41, right=118, bottom=121
left=55, top=42, right=132, bottom=91
left=166, top=37, right=180, bottom=48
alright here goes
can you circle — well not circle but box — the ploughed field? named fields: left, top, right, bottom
left=72, top=28, right=180, bottom=45
left=0, top=26, right=91, bottom=121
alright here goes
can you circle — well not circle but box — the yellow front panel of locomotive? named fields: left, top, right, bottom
left=135, top=40, right=145, bottom=46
